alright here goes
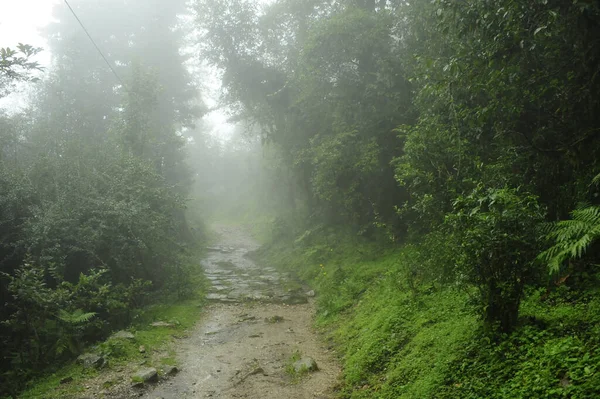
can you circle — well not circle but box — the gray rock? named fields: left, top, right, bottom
left=163, top=365, right=179, bottom=376
left=150, top=321, right=174, bottom=327
left=110, top=330, right=135, bottom=340
left=133, top=367, right=158, bottom=383
left=77, top=353, right=106, bottom=369
left=206, top=293, right=230, bottom=302
left=293, top=357, right=319, bottom=373
left=306, top=290, right=316, bottom=297
left=281, top=294, right=308, bottom=305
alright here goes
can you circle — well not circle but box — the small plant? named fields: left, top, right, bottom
left=131, top=375, right=144, bottom=384
left=265, top=315, right=284, bottom=323
left=55, top=309, right=97, bottom=356
left=285, top=349, right=310, bottom=381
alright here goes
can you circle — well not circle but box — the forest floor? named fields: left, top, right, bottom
left=85, top=224, right=341, bottom=399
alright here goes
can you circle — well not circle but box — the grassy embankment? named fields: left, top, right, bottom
left=254, top=227, right=600, bottom=398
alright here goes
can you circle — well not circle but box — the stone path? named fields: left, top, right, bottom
left=203, top=242, right=309, bottom=305
left=138, top=225, right=340, bottom=399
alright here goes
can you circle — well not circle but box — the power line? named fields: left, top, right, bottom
left=63, top=0, right=128, bottom=90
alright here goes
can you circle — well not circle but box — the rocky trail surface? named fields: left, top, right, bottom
left=136, top=225, right=340, bottom=399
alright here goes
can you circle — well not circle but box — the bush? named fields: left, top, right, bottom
left=445, top=186, right=545, bottom=333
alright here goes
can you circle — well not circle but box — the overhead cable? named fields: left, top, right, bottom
left=63, top=0, right=128, bottom=90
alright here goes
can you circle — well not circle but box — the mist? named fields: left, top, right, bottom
left=2, top=0, right=600, bottom=397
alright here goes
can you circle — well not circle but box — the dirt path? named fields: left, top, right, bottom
left=141, top=225, right=340, bottom=399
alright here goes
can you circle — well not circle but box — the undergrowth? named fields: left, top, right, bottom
left=16, top=259, right=209, bottom=399
left=255, top=227, right=600, bottom=398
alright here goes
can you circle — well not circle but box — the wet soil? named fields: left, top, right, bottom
left=139, top=225, right=341, bottom=398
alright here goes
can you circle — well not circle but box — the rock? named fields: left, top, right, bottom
left=235, top=367, right=267, bottom=385
left=293, top=357, right=319, bottom=373
left=133, top=367, right=158, bottom=384
left=306, top=290, right=316, bottom=297
left=77, top=353, right=107, bottom=369
left=237, top=314, right=256, bottom=322
left=139, top=345, right=146, bottom=353
left=281, top=294, right=308, bottom=305
left=265, top=315, right=284, bottom=323
left=163, top=365, right=179, bottom=376
left=151, top=321, right=174, bottom=327
left=206, top=293, right=230, bottom=302
left=110, top=330, right=135, bottom=340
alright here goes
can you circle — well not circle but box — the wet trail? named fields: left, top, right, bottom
left=141, top=225, right=340, bottom=399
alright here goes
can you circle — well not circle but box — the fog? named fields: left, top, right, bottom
left=3, top=0, right=600, bottom=397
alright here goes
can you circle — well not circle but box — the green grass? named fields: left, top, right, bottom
left=18, top=263, right=209, bottom=399
left=256, top=227, right=600, bottom=398
left=285, top=349, right=305, bottom=380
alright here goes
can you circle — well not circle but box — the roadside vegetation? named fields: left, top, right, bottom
left=198, top=0, right=600, bottom=397
left=0, top=1, right=213, bottom=396
left=254, top=226, right=600, bottom=398
left=2, top=0, right=600, bottom=398
left=18, top=270, right=208, bottom=399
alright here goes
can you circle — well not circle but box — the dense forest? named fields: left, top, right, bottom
left=0, top=0, right=213, bottom=394
left=2, top=0, right=600, bottom=397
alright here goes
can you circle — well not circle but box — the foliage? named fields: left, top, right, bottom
left=2, top=0, right=600, bottom=395
left=55, top=309, right=97, bottom=356
left=0, top=44, right=42, bottom=97
left=257, top=228, right=600, bottom=398
left=445, top=186, right=545, bottom=332
left=0, top=1, right=205, bottom=395
left=540, top=205, right=600, bottom=274
left=18, top=266, right=207, bottom=398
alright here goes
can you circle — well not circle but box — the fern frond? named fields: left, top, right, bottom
left=55, top=335, right=69, bottom=356
left=572, top=206, right=600, bottom=225
left=592, top=173, right=600, bottom=186
left=57, top=309, right=96, bottom=324
left=540, top=205, right=600, bottom=273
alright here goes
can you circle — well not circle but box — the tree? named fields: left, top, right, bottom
left=0, top=44, right=42, bottom=97
left=0, top=1, right=206, bottom=393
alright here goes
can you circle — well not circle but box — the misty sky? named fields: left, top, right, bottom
left=0, top=0, right=234, bottom=139
left=0, top=0, right=59, bottom=60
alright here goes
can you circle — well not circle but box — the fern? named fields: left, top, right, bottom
left=539, top=205, right=600, bottom=273
left=57, top=309, right=97, bottom=324
left=54, top=309, right=96, bottom=356
left=592, top=172, right=600, bottom=186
